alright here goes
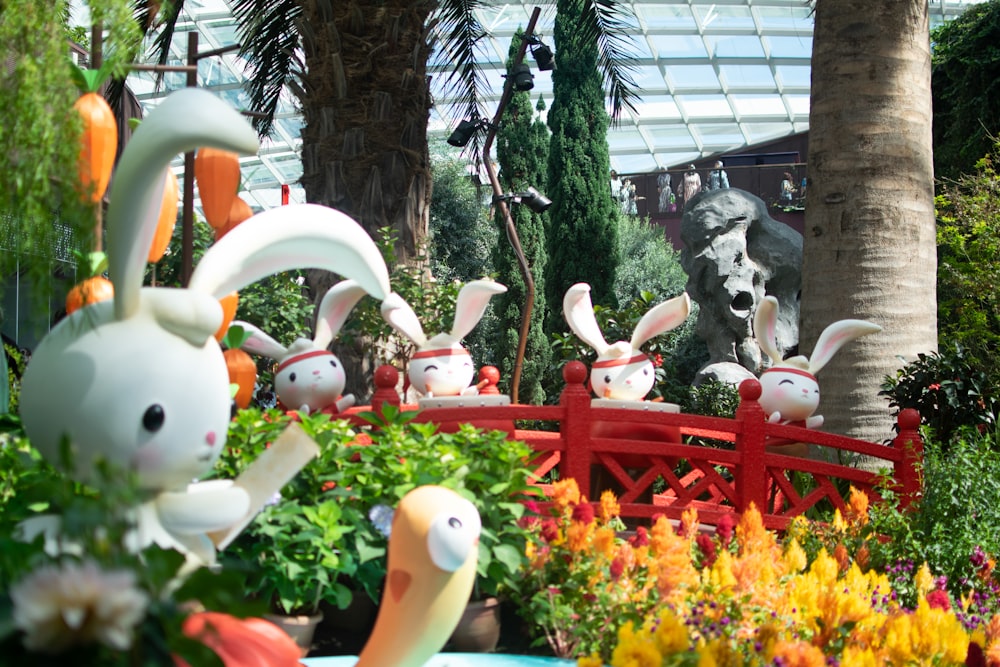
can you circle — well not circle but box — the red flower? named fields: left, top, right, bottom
left=322, top=481, right=336, bottom=492
left=716, top=513, right=735, bottom=547
left=653, top=354, right=664, bottom=368
left=629, top=526, right=649, bottom=547
left=926, top=589, right=951, bottom=611
left=928, top=383, right=942, bottom=391
left=610, top=556, right=626, bottom=581
left=572, top=502, right=595, bottom=525
left=541, top=518, right=560, bottom=543
left=696, top=532, right=717, bottom=568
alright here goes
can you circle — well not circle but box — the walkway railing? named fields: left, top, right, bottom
left=345, top=361, right=923, bottom=530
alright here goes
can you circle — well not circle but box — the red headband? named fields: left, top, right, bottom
left=277, top=350, right=330, bottom=373
left=592, top=354, right=648, bottom=369
left=412, top=348, right=470, bottom=360
left=762, top=366, right=815, bottom=380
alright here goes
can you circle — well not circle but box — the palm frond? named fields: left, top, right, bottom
left=231, top=0, right=302, bottom=138
left=577, top=0, right=641, bottom=123
left=430, top=0, right=492, bottom=140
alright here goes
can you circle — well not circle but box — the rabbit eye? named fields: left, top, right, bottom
left=142, top=404, right=165, bottom=432
left=288, top=372, right=297, bottom=383
left=329, top=360, right=338, bottom=368
left=424, top=364, right=439, bottom=372
left=779, top=379, right=794, bottom=386
left=448, top=517, right=462, bottom=529
left=643, top=368, right=649, bottom=376
left=604, top=375, right=612, bottom=384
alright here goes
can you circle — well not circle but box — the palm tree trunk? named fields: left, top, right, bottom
left=297, top=0, right=437, bottom=397
left=802, top=0, right=936, bottom=446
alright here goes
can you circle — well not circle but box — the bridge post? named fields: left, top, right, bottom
left=735, top=378, right=768, bottom=514
left=559, top=361, right=593, bottom=497
left=370, top=364, right=401, bottom=416
left=893, top=408, right=924, bottom=511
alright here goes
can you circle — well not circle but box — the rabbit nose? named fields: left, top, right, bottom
left=206, top=431, right=217, bottom=446
left=313, top=369, right=320, bottom=375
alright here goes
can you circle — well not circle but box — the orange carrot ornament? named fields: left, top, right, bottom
left=147, top=169, right=179, bottom=263
left=66, top=251, right=114, bottom=314
left=195, top=147, right=241, bottom=228
left=71, top=64, right=117, bottom=205
left=214, top=291, right=239, bottom=342
left=222, top=325, right=257, bottom=410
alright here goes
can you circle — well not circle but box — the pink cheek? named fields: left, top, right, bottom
left=206, top=431, right=217, bottom=446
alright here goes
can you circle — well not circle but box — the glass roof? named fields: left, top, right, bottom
left=125, top=0, right=983, bottom=214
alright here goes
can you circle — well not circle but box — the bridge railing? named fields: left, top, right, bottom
left=343, top=361, right=923, bottom=530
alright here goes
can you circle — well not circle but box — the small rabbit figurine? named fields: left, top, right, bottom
left=18, top=88, right=391, bottom=565
left=563, top=283, right=690, bottom=402
left=380, top=280, right=506, bottom=399
left=234, top=280, right=368, bottom=414
left=753, top=295, right=881, bottom=429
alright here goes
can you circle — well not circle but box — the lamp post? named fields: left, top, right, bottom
left=481, top=6, right=543, bottom=404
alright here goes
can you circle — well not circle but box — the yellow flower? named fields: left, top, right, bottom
left=599, top=489, right=620, bottom=523
left=784, top=538, right=807, bottom=573
left=577, top=655, right=604, bottom=667
left=553, top=478, right=581, bottom=511
left=841, top=645, right=879, bottom=667
left=914, top=562, right=934, bottom=596
left=593, top=525, right=617, bottom=560
left=610, top=621, right=662, bottom=667
left=652, top=609, right=689, bottom=655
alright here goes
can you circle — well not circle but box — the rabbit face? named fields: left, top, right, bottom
left=20, top=298, right=232, bottom=492
left=408, top=345, right=475, bottom=397
left=758, top=367, right=820, bottom=422
left=274, top=347, right=347, bottom=413
left=590, top=354, right=656, bottom=401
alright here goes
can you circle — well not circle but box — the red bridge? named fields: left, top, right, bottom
left=346, top=361, right=923, bottom=530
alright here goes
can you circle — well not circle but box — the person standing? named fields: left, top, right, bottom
left=682, top=165, right=702, bottom=207
left=656, top=167, right=673, bottom=212
left=780, top=172, right=797, bottom=203
left=707, top=160, right=729, bottom=190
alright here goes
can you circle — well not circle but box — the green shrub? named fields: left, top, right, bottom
left=879, top=344, right=998, bottom=447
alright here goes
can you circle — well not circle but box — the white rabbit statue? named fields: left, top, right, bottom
left=753, top=295, right=881, bottom=429
left=563, top=283, right=690, bottom=403
left=380, top=279, right=506, bottom=402
left=18, top=88, right=391, bottom=565
left=234, top=280, right=368, bottom=414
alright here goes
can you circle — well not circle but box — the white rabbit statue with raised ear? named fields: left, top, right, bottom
left=563, top=283, right=690, bottom=402
left=753, top=295, right=881, bottom=429
left=234, top=280, right=367, bottom=414
left=18, top=88, right=392, bottom=565
left=380, top=279, right=506, bottom=400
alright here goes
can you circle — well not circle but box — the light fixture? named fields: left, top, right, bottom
left=510, top=63, right=534, bottom=91
left=494, top=186, right=552, bottom=213
left=447, top=118, right=488, bottom=147
left=531, top=42, right=555, bottom=71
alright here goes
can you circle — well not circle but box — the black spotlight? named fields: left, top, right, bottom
left=522, top=186, right=552, bottom=213
left=511, top=63, right=534, bottom=91
left=531, top=43, right=555, bottom=71
left=447, top=119, right=479, bottom=147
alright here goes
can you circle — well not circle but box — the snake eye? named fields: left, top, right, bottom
left=142, top=404, right=165, bottom=432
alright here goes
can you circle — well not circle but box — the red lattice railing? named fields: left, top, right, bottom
left=344, top=361, right=923, bottom=530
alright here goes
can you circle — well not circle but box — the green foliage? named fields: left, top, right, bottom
left=492, top=35, right=553, bottom=405
left=612, top=215, right=687, bottom=307
left=543, top=0, right=620, bottom=329
left=218, top=407, right=539, bottom=608
left=935, top=148, right=1000, bottom=382
left=931, top=0, right=1000, bottom=180
left=428, top=147, right=494, bottom=285
left=867, top=431, right=1000, bottom=614
left=681, top=379, right=741, bottom=419
left=879, top=345, right=998, bottom=447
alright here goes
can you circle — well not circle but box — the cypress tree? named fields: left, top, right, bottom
left=543, top=0, right=620, bottom=332
left=493, top=31, right=552, bottom=404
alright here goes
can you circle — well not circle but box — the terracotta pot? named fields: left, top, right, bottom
left=449, top=596, right=501, bottom=653
left=264, top=611, right=323, bottom=658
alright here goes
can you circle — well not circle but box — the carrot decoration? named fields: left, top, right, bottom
left=214, top=195, right=253, bottom=241
left=66, top=251, right=114, bottom=314
left=71, top=64, right=118, bottom=205
left=195, top=147, right=241, bottom=228
left=214, top=291, right=239, bottom=342
left=221, top=325, right=256, bottom=410
left=147, top=169, right=180, bottom=263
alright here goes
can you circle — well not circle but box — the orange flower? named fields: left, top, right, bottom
left=552, top=478, right=581, bottom=511
left=770, top=639, right=827, bottom=667
left=680, top=507, right=699, bottom=539
left=593, top=525, right=617, bottom=560
left=599, top=489, right=621, bottom=523
left=567, top=519, right=594, bottom=553
left=846, top=486, right=870, bottom=526
left=833, top=544, right=851, bottom=573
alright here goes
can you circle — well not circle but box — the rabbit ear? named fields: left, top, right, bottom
left=188, top=204, right=390, bottom=302
left=450, top=280, right=507, bottom=342
left=808, top=319, right=882, bottom=375
left=231, top=320, right=288, bottom=359
left=563, top=283, right=610, bottom=356
left=631, top=293, right=690, bottom=349
left=107, top=88, right=259, bottom=322
left=381, top=293, right=428, bottom=348
left=314, top=280, right=368, bottom=349
left=753, top=295, right=784, bottom=365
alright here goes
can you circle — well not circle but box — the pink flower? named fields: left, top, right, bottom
left=572, top=502, right=595, bottom=525
left=926, top=588, right=951, bottom=611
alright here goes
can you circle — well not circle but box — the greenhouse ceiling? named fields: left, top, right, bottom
left=126, top=0, right=983, bottom=212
